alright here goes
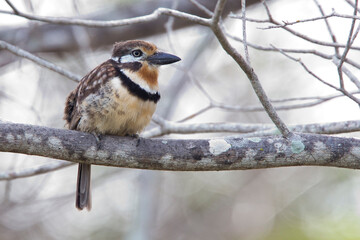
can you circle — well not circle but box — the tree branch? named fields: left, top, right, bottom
left=0, top=40, right=81, bottom=82
left=0, top=0, right=252, bottom=68
left=1, top=122, right=360, bottom=171
left=261, top=1, right=360, bottom=50
left=337, top=0, right=359, bottom=89
left=0, top=161, right=73, bottom=181
left=212, top=24, right=292, bottom=137
left=2, top=2, right=210, bottom=27
left=143, top=117, right=360, bottom=138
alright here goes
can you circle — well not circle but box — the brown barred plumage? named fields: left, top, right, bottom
left=64, top=40, right=180, bottom=210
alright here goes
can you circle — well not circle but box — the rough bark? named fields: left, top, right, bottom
left=1, top=122, right=359, bottom=171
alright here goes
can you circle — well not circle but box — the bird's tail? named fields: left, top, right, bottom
left=76, top=163, right=92, bottom=210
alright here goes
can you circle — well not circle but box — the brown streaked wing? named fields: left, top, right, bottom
left=76, top=60, right=118, bottom=104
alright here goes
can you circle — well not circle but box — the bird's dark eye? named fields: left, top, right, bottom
left=131, top=50, right=143, bottom=57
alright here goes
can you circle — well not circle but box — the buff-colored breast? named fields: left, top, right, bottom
left=77, top=77, right=156, bottom=136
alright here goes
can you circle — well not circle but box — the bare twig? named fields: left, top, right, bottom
left=346, top=0, right=360, bottom=14
left=145, top=115, right=360, bottom=138
left=261, top=12, right=336, bottom=29
left=239, top=120, right=360, bottom=137
left=333, top=57, right=360, bottom=90
left=164, top=1, right=178, bottom=54
left=215, top=91, right=360, bottom=111
left=213, top=24, right=292, bottom=137
left=176, top=105, right=212, bottom=123
left=273, top=45, right=360, bottom=105
left=1, top=5, right=211, bottom=27
left=313, top=0, right=340, bottom=56
left=0, top=161, right=73, bottom=181
left=212, top=0, right=227, bottom=25
left=146, top=115, right=271, bottom=138
left=4, top=0, right=19, bottom=14
left=262, top=0, right=274, bottom=22
left=0, top=40, right=81, bottom=82
left=187, top=72, right=214, bottom=101
left=0, top=89, right=43, bottom=124
left=229, top=12, right=271, bottom=23
left=166, top=89, right=360, bottom=119
left=206, top=1, right=292, bottom=137
left=241, top=0, right=250, bottom=64
left=227, top=30, right=360, bottom=70
left=337, top=0, right=359, bottom=89
left=189, top=0, right=213, bottom=17
left=225, top=29, right=332, bottom=58
left=261, top=2, right=360, bottom=50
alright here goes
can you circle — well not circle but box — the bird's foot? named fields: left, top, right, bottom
left=126, top=133, right=139, bottom=138
left=91, top=132, right=102, bottom=150
left=125, top=133, right=141, bottom=146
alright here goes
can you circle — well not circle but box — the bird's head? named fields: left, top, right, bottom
left=111, top=40, right=180, bottom=68
left=110, top=40, right=180, bottom=88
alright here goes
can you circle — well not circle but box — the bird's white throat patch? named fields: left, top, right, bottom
left=119, top=69, right=158, bottom=95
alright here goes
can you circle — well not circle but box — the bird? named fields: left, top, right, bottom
left=64, top=40, right=181, bottom=210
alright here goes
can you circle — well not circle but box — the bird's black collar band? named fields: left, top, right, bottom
left=112, top=63, right=160, bottom=103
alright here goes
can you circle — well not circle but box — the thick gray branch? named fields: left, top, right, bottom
left=1, top=122, right=360, bottom=171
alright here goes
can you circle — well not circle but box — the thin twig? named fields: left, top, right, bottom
left=0, top=161, right=73, bottom=181
left=271, top=91, right=360, bottom=103
left=333, top=57, right=360, bottom=90
left=164, top=1, right=178, bottom=54
left=0, top=40, right=81, bottom=82
left=313, top=0, right=340, bottom=56
left=213, top=23, right=292, bottom=137
left=229, top=13, right=271, bottom=23
left=261, top=12, right=336, bottom=29
left=227, top=30, right=360, bottom=70
left=337, top=0, right=359, bottom=89
left=272, top=45, right=360, bottom=105
left=212, top=0, right=227, bottom=25
left=4, top=0, right=19, bottom=14
left=241, top=119, right=360, bottom=137
left=176, top=105, right=213, bottom=123
left=261, top=2, right=360, bottom=50
left=241, top=0, right=250, bottom=64
left=262, top=0, right=274, bottom=22
left=1, top=5, right=211, bottom=27
left=226, top=31, right=334, bottom=58
left=346, top=0, right=360, bottom=13
left=213, top=91, right=360, bottom=112
left=144, top=115, right=360, bottom=138
left=0, top=89, right=43, bottom=124
left=187, top=73, right=213, bottom=101
left=189, top=0, right=213, bottom=17
left=206, top=1, right=292, bottom=137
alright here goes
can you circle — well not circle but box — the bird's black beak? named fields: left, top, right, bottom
left=147, top=52, right=181, bottom=65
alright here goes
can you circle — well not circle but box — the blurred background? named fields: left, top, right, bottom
left=1, top=0, right=360, bottom=239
